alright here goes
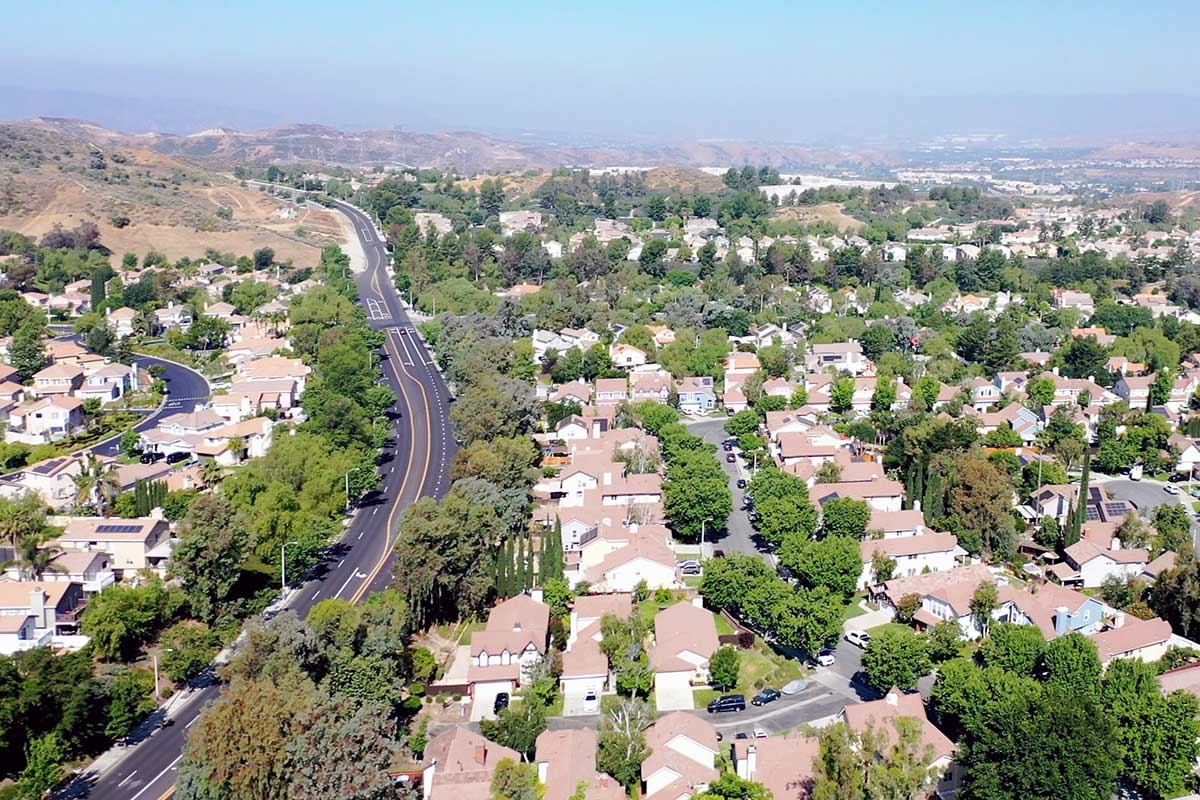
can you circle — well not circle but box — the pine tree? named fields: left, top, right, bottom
left=923, top=469, right=945, bottom=521
left=524, top=534, right=535, bottom=590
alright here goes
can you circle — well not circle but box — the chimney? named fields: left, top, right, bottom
left=1052, top=366, right=1060, bottom=376
left=603, top=472, right=612, bottom=486
left=30, top=587, right=45, bottom=628
left=474, top=746, right=487, bottom=766
left=885, top=689, right=899, bottom=706
left=513, top=621, right=523, bottom=632
left=530, top=588, right=544, bottom=604
left=1055, top=606, right=1070, bottom=637
left=1113, top=612, right=1126, bottom=629
left=1111, top=537, right=1121, bottom=551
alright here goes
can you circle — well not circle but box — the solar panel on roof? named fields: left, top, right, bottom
left=1105, top=502, right=1127, bottom=516
left=95, top=524, right=143, bottom=534
left=1089, top=487, right=1102, bottom=502
left=1084, top=507, right=1101, bottom=521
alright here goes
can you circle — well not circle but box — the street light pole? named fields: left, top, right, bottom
left=281, top=541, right=300, bottom=591
left=700, top=517, right=713, bottom=563
left=152, top=648, right=174, bottom=702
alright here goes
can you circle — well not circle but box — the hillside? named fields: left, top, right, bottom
left=643, top=166, right=726, bottom=194
left=0, top=122, right=345, bottom=265
left=772, top=203, right=865, bottom=231
left=13, top=117, right=870, bottom=173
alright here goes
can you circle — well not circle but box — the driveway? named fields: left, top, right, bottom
left=688, top=417, right=772, bottom=561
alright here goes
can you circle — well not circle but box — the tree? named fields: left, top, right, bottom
left=82, top=577, right=181, bottom=661
left=700, top=554, right=775, bottom=613
left=894, top=592, right=922, bottom=624
left=780, top=534, right=861, bottom=599
left=169, top=495, right=248, bottom=623
left=861, top=627, right=931, bottom=691
left=1152, top=504, right=1192, bottom=554
left=71, top=455, right=121, bottom=516
left=1026, top=376, right=1055, bottom=407
left=814, top=461, right=843, bottom=484
left=480, top=701, right=546, bottom=761
left=1058, top=336, right=1110, bottom=382
left=392, top=488, right=502, bottom=627
left=120, top=429, right=142, bottom=458
left=596, top=698, right=651, bottom=790
left=978, top=622, right=1045, bottom=676
left=830, top=377, right=854, bottom=413
left=9, top=321, right=46, bottom=384
left=709, top=646, right=741, bottom=691
left=811, top=718, right=933, bottom=800
left=284, top=695, right=402, bottom=800
left=693, top=774, right=772, bottom=800
left=490, top=759, right=542, bottom=800
left=725, top=409, right=761, bottom=438
left=664, top=451, right=731, bottom=541
left=927, top=621, right=962, bottom=663
left=17, top=732, right=66, bottom=800
left=159, top=622, right=221, bottom=683
left=1040, top=632, right=1101, bottom=699
left=871, top=551, right=896, bottom=584
left=821, top=498, right=870, bottom=539
left=969, top=583, right=998, bottom=638
left=949, top=456, right=1016, bottom=558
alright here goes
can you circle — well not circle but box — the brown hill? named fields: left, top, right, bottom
left=0, top=122, right=344, bottom=265
left=643, top=167, right=725, bottom=193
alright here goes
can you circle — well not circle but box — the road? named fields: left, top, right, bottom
left=1096, top=476, right=1200, bottom=550
left=689, top=418, right=772, bottom=560
left=63, top=202, right=455, bottom=800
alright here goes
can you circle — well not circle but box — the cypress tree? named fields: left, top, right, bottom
left=904, top=469, right=916, bottom=510
left=90, top=268, right=106, bottom=312
left=515, top=536, right=527, bottom=594
left=524, top=534, right=535, bottom=590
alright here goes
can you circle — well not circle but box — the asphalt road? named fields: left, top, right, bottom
left=1097, top=476, right=1200, bottom=551
left=689, top=417, right=772, bottom=561
left=63, top=202, right=455, bottom=800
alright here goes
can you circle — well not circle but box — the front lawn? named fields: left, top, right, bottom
left=696, top=640, right=808, bottom=706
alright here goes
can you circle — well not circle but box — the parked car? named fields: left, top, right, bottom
left=751, top=688, right=780, bottom=706
left=493, top=692, right=510, bottom=714
left=1165, top=484, right=1181, bottom=495
left=582, top=690, right=599, bottom=714
left=165, top=451, right=189, bottom=464
left=845, top=630, right=871, bottom=648
left=723, top=442, right=734, bottom=452
left=140, top=451, right=163, bottom=464
left=736, top=478, right=747, bottom=489
left=706, top=694, right=746, bottom=714
left=726, top=453, right=736, bottom=463
left=734, top=732, right=749, bottom=740
left=680, top=563, right=702, bottom=576
left=815, top=650, right=836, bottom=667
left=753, top=727, right=768, bottom=739
left=780, top=678, right=810, bottom=696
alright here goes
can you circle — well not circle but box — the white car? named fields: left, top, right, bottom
left=753, top=727, right=768, bottom=739
left=582, top=690, right=599, bottom=714
left=1164, top=484, right=1181, bottom=495
left=815, top=650, right=835, bottom=667
left=845, top=630, right=871, bottom=649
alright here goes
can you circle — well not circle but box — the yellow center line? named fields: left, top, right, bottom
left=348, top=273, right=433, bottom=605
left=156, top=787, right=175, bottom=800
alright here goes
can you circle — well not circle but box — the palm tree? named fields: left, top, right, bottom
left=228, top=436, right=247, bottom=463
left=200, top=459, right=225, bottom=486
left=72, top=455, right=121, bottom=516
left=0, top=493, right=47, bottom=549
left=13, top=535, right=64, bottom=581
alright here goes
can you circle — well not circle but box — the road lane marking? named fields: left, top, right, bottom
left=333, top=570, right=359, bottom=599
left=337, top=559, right=345, bottom=568
left=118, top=770, right=137, bottom=787
left=185, top=715, right=199, bottom=728
left=129, top=755, right=182, bottom=800
left=311, top=591, right=321, bottom=600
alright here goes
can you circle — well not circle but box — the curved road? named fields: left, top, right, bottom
left=89, top=354, right=211, bottom=458
left=63, top=204, right=455, bottom=800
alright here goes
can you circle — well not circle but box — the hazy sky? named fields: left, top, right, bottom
left=6, top=0, right=1200, bottom=139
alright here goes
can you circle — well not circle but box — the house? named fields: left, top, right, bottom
left=153, top=303, right=193, bottom=332
left=1050, top=289, right=1095, bottom=316
left=535, top=730, right=625, bottom=800
left=210, top=378, right=298, bottom=422
left=32, top=363, right=84, bottom=397
left=867, top=509, right=930, bottom=538
left=1114, top=374, right=1154, bottom=408
left=1057, top=539, right=1149, bottom=588
left=55, top=516, right=172, bottom=576
left=676, top=377, right=716, bottom=415
left=499, top=210, right=545, bottom=236
left=610, top=343, right=648, bottom=369
left=582, top=532, right=678, bottom=592
left=1090, top=616, right=1174, bottom=664
left=6, top=396, right=85, bottom=444
left=0, top=454, right=86, bottom=509
left=723, top=383, right=748, bottom=414
left=551, top=380, right=592, bottom=406
left=724, top=352, right=761, bottom=376
left=420, top=727, right=519, bottom=800
left=1174, top=436, right=1200, bottom=476
left=839, top=689, right=961, bottom=799
left=594, top=378, right=629, bottom=406
left=631, top=373, right=671, bottom=403
left=907, top=227, right=952, bottom=243
left=78, top=363, right=137, bottom=404
left=107, top=307, right=138, bottom=338
left=647, top=325, right=677, bottom=346
left=811, top=479, right=905, bottom=513
left=467, top=593, right=550, bottom=720
left=651, top=600, right=719, bottom=711
left=224, top=336, right=287, bottom=366
left=0, top=580, right=89, bottom=652
left=859, top=534, right=961, bottom=590
left=804, top=341, right=869, bottom=375
left=560, top=594, right=631, bottom=716
left=2, top=548, right=114, bottom=594
left=235, top=356, right=311, bottom=393
left=556, top=415, right=590, bottom=441
left=1030, top=484, right=1130, bottom=526
left=733, top=733, right=820, bottom=800
left=641, top=712, right=719, bottom=800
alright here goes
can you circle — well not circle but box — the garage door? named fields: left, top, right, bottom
left=470, top=680, right=514, bottom=722
left=562, top=678, right=604, bottom=717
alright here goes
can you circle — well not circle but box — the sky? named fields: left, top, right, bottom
left=5, top=0, right=1200, bottom=142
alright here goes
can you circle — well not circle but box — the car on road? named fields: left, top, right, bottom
left=815, top=650, right=835, bottom=667
left=736, top=478, right=747, bottom=489
left=582, top=690, right=599, bottom=714
left=726, top=453, right=736, bottom=463
left=1165, top=484, right=1181, bottom=495
left=706, top=694, right=746, bottom=714
left=734, top=731, right=749, bottom=740
left=751, top=688, right=781, bottom=706
left=1130, top=464, right=1144, bottom=481
left=845, top=630, right=871, bottom=648
left=753, top=727, right=768, bottom=739
left=723, top=442, right=734, bottom=452
left=780, top=678, right=810, bottom=695
left=493, top=692, right=510, bottom=714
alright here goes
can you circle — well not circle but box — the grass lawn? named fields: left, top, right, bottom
left=865, top=621, right=913, bottom=637
left=842, top=596, right=870, bottom=622
left=696, top=641, right=808, bottom=706
left=714, top=613, right=736, bottom=635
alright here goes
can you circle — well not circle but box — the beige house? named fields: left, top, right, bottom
left=650, top=600, right=719, bottom=711
left=54, top=517, right=172, bottom=576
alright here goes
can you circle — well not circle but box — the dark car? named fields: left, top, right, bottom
left=723, top=442, right=734, bottom=452
left=751, top=688, right=780, bottom=706
left=140, top=451, right=163, bottom=464
left=734, top=732, right=749, bottom=740
left=165, top=451, right=189, bottom=464
left=726, top=453, right=736, bottom=463
left=736, top=478, right=747, bottom=489
left=493, top=692, right=510, bottom=714
left=706, top=694, right=746, bottom=714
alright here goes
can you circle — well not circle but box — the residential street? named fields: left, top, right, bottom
left=688, top=417, right=773, bottom=561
